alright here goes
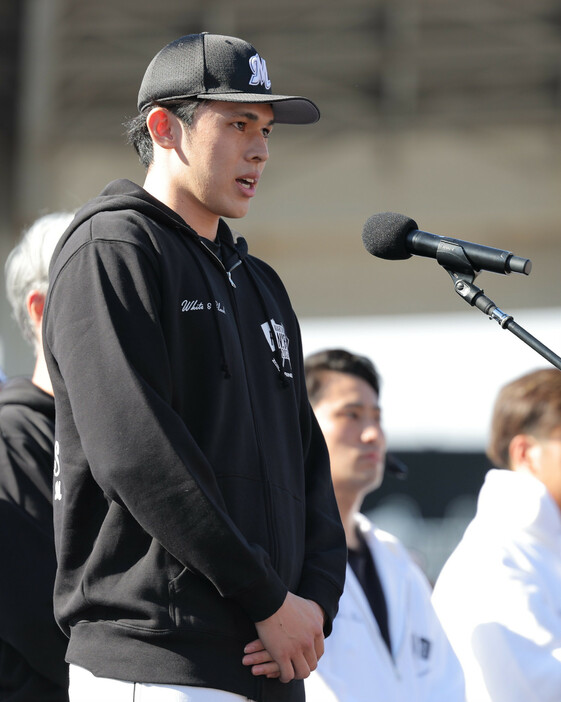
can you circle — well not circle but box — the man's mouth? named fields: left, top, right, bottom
left=237, top=177, right=257, bottom=190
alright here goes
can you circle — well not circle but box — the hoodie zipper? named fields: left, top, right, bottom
left=226, top=260, right=243, bottom=288
left=198, top=239, right=242, bottom=287
left=197, top=239, right=279, bottom=569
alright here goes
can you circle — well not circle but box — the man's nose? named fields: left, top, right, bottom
left=249, top=136, right=269, bottom=162
left=361, top=423, right=381, bottom=442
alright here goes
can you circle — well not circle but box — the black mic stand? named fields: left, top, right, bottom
left=435, top=242, right=561, bottom=372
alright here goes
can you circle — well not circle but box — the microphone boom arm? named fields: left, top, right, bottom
left=442, top=253, right=561, bottom=371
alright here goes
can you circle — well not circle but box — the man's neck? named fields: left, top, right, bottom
left=142, top=168, right=219, bottom=241
left=336, top=493, right=364, bottom=551
left=32, top=349, right=53, bottom=397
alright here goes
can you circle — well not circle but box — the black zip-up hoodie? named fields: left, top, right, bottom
left=43, top=179, right=346, bottom=701
left=0, top=378, right=69, bottom=701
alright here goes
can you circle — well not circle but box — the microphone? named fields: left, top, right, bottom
left=362, top=212, right=532, bottom=275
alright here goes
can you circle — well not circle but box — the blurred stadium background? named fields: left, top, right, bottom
left=2, top=0, right=561, bottom=579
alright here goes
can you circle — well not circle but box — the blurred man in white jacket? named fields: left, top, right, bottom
left=303, top=348, right=465, bottom=702
left=432, top=367, right=561, bottom=702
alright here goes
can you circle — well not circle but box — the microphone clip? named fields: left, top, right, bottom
left=446, top=268, right=513, bottom=327
left=436, top=240, right=477, bottom=275
left=436, top=241, right=509, bottom=322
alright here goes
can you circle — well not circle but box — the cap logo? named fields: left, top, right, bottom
left=248, top=54, right=271, bottom=90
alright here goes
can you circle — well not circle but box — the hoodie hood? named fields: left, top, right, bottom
left=52, top=179, right=247, bottom=269
left=58, top=179, right=188, bottom=241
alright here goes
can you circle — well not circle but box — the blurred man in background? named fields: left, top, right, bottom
left=0, top=212, right=74, bottom=701
left=432, top=367, right=561, bottom=702
left=303, top=348, right=465, bottom=702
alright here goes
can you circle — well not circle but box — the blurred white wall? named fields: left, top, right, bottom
left=301, top=307, right=561, bottom=451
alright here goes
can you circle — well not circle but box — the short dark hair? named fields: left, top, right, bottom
left=124, top=99, right=204, bottom=169
left=304, top=348, right=381, bottom=406
left=487, top=367, right=561, bottom=469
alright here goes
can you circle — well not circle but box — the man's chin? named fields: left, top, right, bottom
left=221, top=201, right=252, bottom=220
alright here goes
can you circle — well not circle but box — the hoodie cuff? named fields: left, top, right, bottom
left=232, top=569, right=288, bottom=623
left=297, top=575, right=344, bottom=637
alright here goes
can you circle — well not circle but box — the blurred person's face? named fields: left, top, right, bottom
left=312, top=371, right=386, bottom=503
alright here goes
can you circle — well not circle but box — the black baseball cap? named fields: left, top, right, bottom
left=137, top=33, right=320, bottom=125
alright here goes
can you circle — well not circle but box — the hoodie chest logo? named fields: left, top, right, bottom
left=181, top=298, right=226, bottom=314
left=261, top=318, right=293, bottom=378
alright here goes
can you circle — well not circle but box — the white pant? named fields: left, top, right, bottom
left=69, top=664, right=254, bottom=701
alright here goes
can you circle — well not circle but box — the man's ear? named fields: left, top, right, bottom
left=508, top=433, right=540, bottom=475
left=26, top=290, right=45, bottom=327
left=146, top=107, right=181, bottom=149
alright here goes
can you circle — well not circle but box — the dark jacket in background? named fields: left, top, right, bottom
left=0, top=377, right=69, bottom=701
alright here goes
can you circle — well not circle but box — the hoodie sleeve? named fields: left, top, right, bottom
left=44, top=223, right=288, bottom=624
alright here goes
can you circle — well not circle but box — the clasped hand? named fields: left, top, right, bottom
left=241, top=592, right=325, bottom=684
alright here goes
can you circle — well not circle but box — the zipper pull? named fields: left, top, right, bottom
left=226, top=259, right=243, bottom=288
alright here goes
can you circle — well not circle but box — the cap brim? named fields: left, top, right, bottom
left=198, top=93, right=320, bottom=125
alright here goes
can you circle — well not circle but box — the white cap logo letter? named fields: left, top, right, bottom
left=249, top=54, right=272, bottom=90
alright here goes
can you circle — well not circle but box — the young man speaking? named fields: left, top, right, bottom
left=43, top=33, right=346, bottom=702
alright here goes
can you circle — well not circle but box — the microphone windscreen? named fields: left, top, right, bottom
left=362, top=212, right=418, bottom=260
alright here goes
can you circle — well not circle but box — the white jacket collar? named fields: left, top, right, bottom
left=477, top=469, right=561, bottom=548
